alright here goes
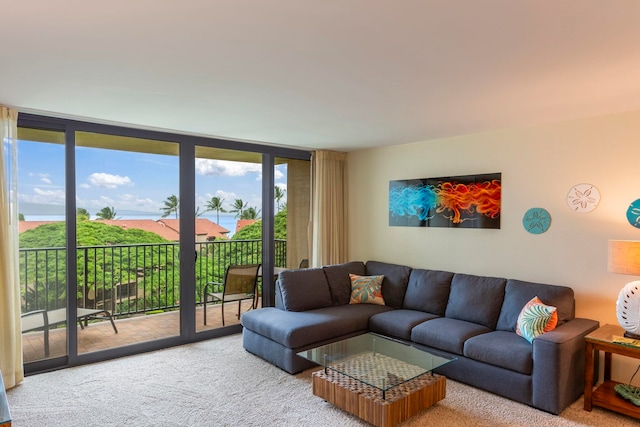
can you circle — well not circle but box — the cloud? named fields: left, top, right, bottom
left=195, top=159, right=261, bottom=177
left=87, top=173, right=132, bottom=189
left=18, top=187, right=66, bottom=204
left=40, top=176, right=51, bottom=184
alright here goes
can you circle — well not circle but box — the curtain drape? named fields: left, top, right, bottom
left=0, top=106, right=23, bottom=388
left=310, top=150, right=348, bottom=267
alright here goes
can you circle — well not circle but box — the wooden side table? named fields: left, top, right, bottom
left=584, top=323, right=640, bottom=419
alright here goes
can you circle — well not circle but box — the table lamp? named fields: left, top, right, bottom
left=608, top=240, right=640, bottom=339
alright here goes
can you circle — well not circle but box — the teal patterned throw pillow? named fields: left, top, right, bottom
left=516, top=296, right=558, bottom=343
left=349, top=274, right=385, bottom=305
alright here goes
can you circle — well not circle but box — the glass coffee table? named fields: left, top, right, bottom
left=298, top=333, right=455, bottom=427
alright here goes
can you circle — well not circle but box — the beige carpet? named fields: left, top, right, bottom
left=6, top=334, right=637, bottom=426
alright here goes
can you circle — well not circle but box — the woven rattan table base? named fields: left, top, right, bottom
left=312, top=369, right=446, bottom=427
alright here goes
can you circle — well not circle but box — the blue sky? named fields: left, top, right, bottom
left=17, top=140, right=287, bottom=219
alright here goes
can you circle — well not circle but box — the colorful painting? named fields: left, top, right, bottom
left=389, top=173, right=501, bottom=229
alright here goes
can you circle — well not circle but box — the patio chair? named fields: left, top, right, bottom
left=21, top=307, right=118, bottom=357
left=204, top=264, right=260, bottom=326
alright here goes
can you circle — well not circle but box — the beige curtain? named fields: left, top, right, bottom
left=285, top=159, right=311, bottom=269
left=0, top=107, right=23, bottom=388
left=310, top=150, right=348, bottom=267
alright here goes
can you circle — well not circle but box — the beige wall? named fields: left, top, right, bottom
left=347, top=108, right=640, bottom=379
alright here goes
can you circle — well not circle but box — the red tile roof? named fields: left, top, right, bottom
left=157, top=218, right=230, bottom=240
left=19, top=218, right=230, bottom=241
left=99, top=219, right=180, bottom=241
left=18, top=221, right=58, bottom=233
left=236, top=219, right=259, bottom=233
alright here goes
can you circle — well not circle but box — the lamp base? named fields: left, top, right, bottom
left=624, top=331, right=640, bottom=340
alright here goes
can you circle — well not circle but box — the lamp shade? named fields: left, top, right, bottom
left=608, top=240, right=640, bottom=276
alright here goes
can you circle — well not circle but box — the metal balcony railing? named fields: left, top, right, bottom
left=19, top=239, right=286, bottom=318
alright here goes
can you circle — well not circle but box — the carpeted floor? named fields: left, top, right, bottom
left=6, top=334, right=638, bottom=426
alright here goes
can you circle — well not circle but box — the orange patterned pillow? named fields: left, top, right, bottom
left=516, top=296, right=558, bottom=343
left=349, top=274, right=385, bottom=305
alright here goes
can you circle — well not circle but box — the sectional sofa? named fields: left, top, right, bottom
left=241, top=260, right=599, bottom=415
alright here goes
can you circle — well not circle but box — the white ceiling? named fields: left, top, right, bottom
left=2, top=1, right=640, bottom=151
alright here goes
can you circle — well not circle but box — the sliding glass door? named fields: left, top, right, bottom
left=193, top=146, right=264, bottom=331
left=16, top=128, right=67, bottom=364
left=74, top=131, right=181, bottom=354
left=17, top=113, right=310, bottom=373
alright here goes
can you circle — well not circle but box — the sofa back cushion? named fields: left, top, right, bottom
left=323, top=261, right=366, bottom=305
left=403, top=269, right=454, bottom=315
left=277, top=268, right=333, bottom=311
left=445, top=273, right=507, bottom=329
left=365, top=261, right=412, bottom=308
left=496, top=279, right=575, bottom=332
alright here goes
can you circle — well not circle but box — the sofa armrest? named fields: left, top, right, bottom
left=531, top=318, right=600, bottom=414
left=535, top=318, right=599, bottom=344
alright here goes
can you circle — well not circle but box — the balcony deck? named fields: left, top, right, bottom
left=22, top=301, right=257, bottom=363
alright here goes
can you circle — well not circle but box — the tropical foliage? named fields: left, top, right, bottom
left=161, top=194, right=180, bottom=218
left=205, top=196, right=226, bottom=224
left=96, top=206, right=118, bottom=220
left=19, top=211, right=288, bottom=317
left=20, top=222, right=172, bottom=313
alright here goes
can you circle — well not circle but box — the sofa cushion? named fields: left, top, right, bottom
left=403, top=269, right=454, bottom=315
left=445, top=273, right=506, bottom=329
left=349, top=274, right=386, bottom=305
left=323, top=261, right=366, bottom=305
left=496, top=279, right=575, bottom=332
left=365, top=261, right=411, bottom=309
left=241, top=305, right=392, bottom=348
left=516, top=296, right=558, bottom=343
left=369, top=309, right=439, bottom=341
left=463, top=331, right=533, bottom=375
left=411, top=317, right=492, bottom=355
left=277, top=268, right=333, bottom=312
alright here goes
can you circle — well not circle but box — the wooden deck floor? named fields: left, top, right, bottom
left=22, top=301, right=256, bottom=363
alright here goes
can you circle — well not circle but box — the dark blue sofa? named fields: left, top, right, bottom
left=241, top=260, right=599, bottom=414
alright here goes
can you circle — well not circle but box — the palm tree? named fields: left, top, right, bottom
left=274, top=186, right=286, bottom=213
left=205, top=196, right=226, bottom=224
left=230, top=198, right=248, bottom=219
left=161, top=195, right=180, bottom=219
left=76, top=208, right=90, bottom=221
left=241, top=206, right=261, bottom=220
left=96, top=206, right=118, bottom=220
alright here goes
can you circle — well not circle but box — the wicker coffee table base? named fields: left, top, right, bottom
left=312, top=369, right=446, bottom=427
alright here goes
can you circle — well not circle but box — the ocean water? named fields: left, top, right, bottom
left=22, top=213, right=239, bottom=237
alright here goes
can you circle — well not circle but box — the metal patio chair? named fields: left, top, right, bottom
left=203, top=264, right=260, bottom=326
left=21, top=307, right=118, bottom=357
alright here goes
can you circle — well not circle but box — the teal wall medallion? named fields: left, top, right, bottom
left=627, top=199, right=640, bottom=229
left=523, top=208, right=551, bottom=234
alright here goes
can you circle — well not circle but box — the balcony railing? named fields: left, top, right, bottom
left=19, top=239, right=286, bottom=318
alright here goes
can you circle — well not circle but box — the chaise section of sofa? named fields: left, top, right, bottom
left=241, top=260, right=599, bottom=415
left=241, top=263, right=393, bottom=373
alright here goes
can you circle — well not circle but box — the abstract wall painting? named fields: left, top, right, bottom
left=389, top=173, right=501, bottom=229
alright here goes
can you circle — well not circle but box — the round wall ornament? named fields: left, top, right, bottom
left=566, top=183, right=600, bottom=213
left=627, top=198, right=640, bottom=229
left=522, top=208, right=551, bottom=234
